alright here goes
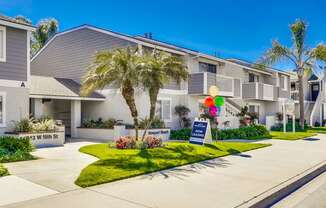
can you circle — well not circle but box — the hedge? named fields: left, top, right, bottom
left=0, top=136, right=35, bottom=163
left=170, top=125, right=270, bottom=140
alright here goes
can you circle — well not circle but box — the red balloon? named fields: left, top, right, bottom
left=204, top=96, right=214, bottom=107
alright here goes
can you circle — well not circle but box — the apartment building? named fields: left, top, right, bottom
left=0, top=15, right=34, bottom=134
left=30, top=25, right=291, bottom=136
left=290, top=71, right=326, bottom=126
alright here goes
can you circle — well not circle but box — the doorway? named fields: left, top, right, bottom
left=311, top=83, right=320, bottom=101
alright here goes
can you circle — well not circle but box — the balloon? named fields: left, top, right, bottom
left=209, top=86, right=219, bottom=97
left=204, top=96, right=214, bottom=107
left=214, top=96, right=224, bottom=107
left=209, top=106, right=217, bottom=116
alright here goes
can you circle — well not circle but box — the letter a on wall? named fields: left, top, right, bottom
left=189, top=118, right=212, bottom=145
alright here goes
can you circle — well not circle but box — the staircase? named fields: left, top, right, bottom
left=224, top=98, right=241, bottom=117
left=310, top=72, right=325, bottom=126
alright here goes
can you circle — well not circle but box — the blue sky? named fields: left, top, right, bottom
left=1, top=0, right=326, bottom=70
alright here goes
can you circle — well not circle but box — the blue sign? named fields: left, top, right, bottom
left=189, top=121, right=208, bottom=145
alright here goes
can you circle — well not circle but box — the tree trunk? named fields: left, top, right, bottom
left=142, top=87, right=160, bottom=140
left=298, top=74, right=305, bottom=129
left=121, top=81, right=139, bottom=140
left=149, top=87, right=160, bottom=121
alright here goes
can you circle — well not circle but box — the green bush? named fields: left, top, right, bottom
left=170, top=125, right=269, bottom=141
left=271, top=121, right=309, bottom=132
left=0, top=164, right=9, bottom=177
left=170, top=128, right=192, bottom=140
left=215, top=125, right=269, bottom=140
left=13, top=118, right=33, bottom=133
left=0, top=136, right=34, bottom=163
left=139, top=117, right=165, bottom=129
left=82, top=118, right=117, bottom=129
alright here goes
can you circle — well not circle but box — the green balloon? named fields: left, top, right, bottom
left=214, top=96, right=224, bottom=106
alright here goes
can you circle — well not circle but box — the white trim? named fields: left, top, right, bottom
left=203, top=72, right=208, bottom=94
left=29, top=94, right=105, bottom=101
left=157, top=97, right=172, bottom=122
left=0, top=26, right=6, bottom=62
left=0, top=19, right=35, bottom=31
left=0, top=92, right=6, bottom=127
left=159, top=89, right=188, bottom=95
left=26, top=31, right=31, bottom=88
left=31, top=25, right=186, bottom=62
left=255, top=82, right=259, bottom=99
left=0, top=79, right=27, bottom=88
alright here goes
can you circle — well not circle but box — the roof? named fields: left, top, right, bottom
left=0, top=14, right=35, bottom=30
left=31, top=24, right=288, bottom=76
left=308, top=74, right=319, bottom=81
left=227, top=58, right=291, bottom=76
left=30, top=75, right=105, bottom=101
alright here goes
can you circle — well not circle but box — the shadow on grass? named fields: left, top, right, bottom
left=140, top=157, right=230, bottom=180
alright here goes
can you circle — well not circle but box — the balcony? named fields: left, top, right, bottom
left=242, top=82, right=277, bottom=101
left=188, top=72, right=240, bottom=97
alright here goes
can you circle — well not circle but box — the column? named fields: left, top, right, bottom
left=71, top=100, right=81, bottom=138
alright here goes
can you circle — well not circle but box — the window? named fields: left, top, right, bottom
left=199, top=62, right=217, bottom=73
left=156, top=98, right=171, bottom=121
left=249, top=73, right=259, bottom=82
left=0, top=26, right=6, bottom=62
left=0, top=92, right=6, bottom=127
left=248, top=104, right=260, bottom=115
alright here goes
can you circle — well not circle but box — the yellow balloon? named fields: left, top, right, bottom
left=209, top=86, right=219, bottom=97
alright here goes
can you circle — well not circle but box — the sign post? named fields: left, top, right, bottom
left=189, top=118, right=212, bottom=145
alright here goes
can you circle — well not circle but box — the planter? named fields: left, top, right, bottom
left=6, top=131, right=65, bottom=148
left=76, top=126, right=170, bottom=141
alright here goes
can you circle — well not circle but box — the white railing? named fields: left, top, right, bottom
left=224, top=102, right=240, bottom=117
left=263, top=84, right=274, bottom=101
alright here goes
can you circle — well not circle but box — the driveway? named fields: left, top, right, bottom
left=1, top=135, right=326, bottom=208
left=3, top=140, right=98, bottom=192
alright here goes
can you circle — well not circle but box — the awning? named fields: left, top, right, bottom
left=30, top=75, right=105, bottom=101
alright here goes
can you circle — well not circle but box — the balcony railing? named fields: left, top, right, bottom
left=242, top=82, right=277, bottom=101
left=188, top=72, right=240, bottom=97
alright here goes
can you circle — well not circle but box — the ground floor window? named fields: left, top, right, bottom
left=248, top=104, right=260, bottom=115
left=156, top=98, right=171, bottom=121
left=0, top=92, right=6, bottom=127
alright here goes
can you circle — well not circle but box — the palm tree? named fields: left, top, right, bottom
left=81, top=47, right=142, bottom=139
left=139, top=50, right=188, bottom=134
left=32, top=18, right=58, bottom=55
left=258, top=19, right=326, bottom=129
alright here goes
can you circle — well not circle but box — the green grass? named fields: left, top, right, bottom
left=76, top=142, right=271, bottom=187
left=270, top=131, right=317, bottom=141
left=0, top=164, right=9, bottom=177
left=306, top=127, right=326, bottom=134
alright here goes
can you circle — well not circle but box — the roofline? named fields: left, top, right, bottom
left=227, top=58, right=292, bottom=76
left=31, top=24, right=186, bottom=62
left=29, top=94, right=106, bottom=101
left=0, top=19, right=35, bottom=31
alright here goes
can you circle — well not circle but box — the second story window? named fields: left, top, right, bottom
left=0, top=26, right=6, bottom=62
left=249, top=73, right=259, bottom=82
left=199, top=62, right=217, bottom=73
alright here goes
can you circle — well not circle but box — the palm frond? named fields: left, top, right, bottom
left=290, top=19, right=307, bottom=58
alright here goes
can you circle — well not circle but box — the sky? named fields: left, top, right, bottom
left=1, top=0, right=326, bottom=71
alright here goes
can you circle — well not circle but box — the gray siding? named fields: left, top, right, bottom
left=234, top=79, right=241, bottom=97
left=0, top=26, right=27, bottom=81
left=188, top=73, right=204, bottom=94
left=163, top=79, right=181, bottom=90
left=31, top=28, right=136, bottom=82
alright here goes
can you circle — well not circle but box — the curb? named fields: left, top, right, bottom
left=236, top=161, right=326, bottom=208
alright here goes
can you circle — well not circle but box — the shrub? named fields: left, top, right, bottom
left=0, top=164, right=9, bottom=177
left=271, top=121, right=309, bottom=131
left=215, top=125, right=269, bottom=140
left=13, top=118, right=33, bottom=133
left=116, top=136, right=137, bottom=149
left=170, top=128, right=192, bottom=140
left=139, top=117, right=165, bottom=129
left=0, top=136, right=34, bottom=163
left=82, top=118, right=117, bottom=129
left=142, top=136, right=162, bottom=149
left=314, top=121, right=321, bottom=127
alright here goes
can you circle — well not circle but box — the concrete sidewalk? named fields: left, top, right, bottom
left=2, top=135, right=326, bottom=208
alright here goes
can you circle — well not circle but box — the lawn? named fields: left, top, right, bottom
left=76, top=142, right=271, bottom=187
left=0, top=164, right=9, bottom=177
left=270, top=131, right=317, bottom=141
left=306, top=127, right=326, bottom=134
